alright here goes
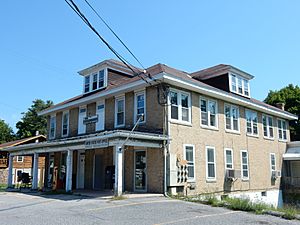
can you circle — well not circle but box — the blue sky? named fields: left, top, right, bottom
left=0, top=0, right=299, bottom=131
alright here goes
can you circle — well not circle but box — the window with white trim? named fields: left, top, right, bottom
left=224, top=104, right=239, bottom=132
left=115, top=96, right=125, bottom=127
left=206, top=146, right=216, bottom=180
left=135, top=91, right=146, bottom=123
left=92, top=73, right=98, bottom=90
left=262, top=115, right=274, bottom=138
left=245, top=110, right=258, bottom=136
left=270, top=153, right=276, bottom=172
left=84, top=75, right=90, bottom=93
left=62, top=111, right=69, bottom=137
left=241, top=150, right=249, bottom=180
left=78, top=106, right=87, bottom=135
left=230, top=73, right=250, bottom=97
left=224, top=148, right=233, bottom=169
left=278, top=119, right=287, bottom=141
left=17, top=156, right=24, bottom=162
left=83, top=69, right=106, bottom=93
left=49, top=115, right=56, bottom=139
left=200, top=97, right=218, bottom=128
left=184, top=145, right=195, bottom=181
left=170, top=89, right=191, bottom=123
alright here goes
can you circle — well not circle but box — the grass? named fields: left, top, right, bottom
left=0, top=184, right=7, bottom=192
left=171, top=194, right=300, bottom=220
left=111, top=195, right=127, bottom=201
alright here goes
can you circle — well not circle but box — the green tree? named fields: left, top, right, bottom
left=264, top=84, right=300, bottom=141
left=0, top=119, right=15, bottom=144
left=16, top=99, right=53, bottom=138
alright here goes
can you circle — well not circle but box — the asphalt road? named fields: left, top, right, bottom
left=0, top=192, right=298, bottom=225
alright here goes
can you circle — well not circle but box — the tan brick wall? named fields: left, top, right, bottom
left=69, top=108, right=79, bottom=137
left=125, top=92, right=134, bottom=127
left=13, top=156, right=45, bottom=169
left=105, top=97, right=115, bottom=130
left=147, top=148, right=164, bottom=193
left=169, top=90, right=289, bottom=195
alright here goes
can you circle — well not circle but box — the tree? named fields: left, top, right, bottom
left=16, top=99, right=53, bottom=138
left=0, top=119, right=15, bottom=144
left=264, top=84, right=300, bottom=141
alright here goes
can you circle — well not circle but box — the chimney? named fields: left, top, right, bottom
left=275, top=102, right=285, bottom=111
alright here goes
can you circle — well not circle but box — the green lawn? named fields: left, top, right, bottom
left=0, top=184, right=7, bottom=192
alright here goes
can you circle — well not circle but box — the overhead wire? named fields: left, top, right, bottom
left=64, top=0, right=150, bottom=84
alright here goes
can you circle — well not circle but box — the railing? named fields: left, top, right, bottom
left=0, top=158, right=8, bottom=168
left=282, top=177, right=300, bottom=190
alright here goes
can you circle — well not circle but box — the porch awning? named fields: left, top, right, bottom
left=2, top=130, right=169, bottom=156
left=283, top=141, right=300, bottom=161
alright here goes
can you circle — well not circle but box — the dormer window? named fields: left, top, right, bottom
left=229, top=73, right=250, bottom=97
left=83, top=69, right=107, bottom=94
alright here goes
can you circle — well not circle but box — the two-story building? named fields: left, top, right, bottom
left=4, top=59, right=297, bottom=207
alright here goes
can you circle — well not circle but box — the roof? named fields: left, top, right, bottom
left=38, top=59, right=297, bottom=120
left=0, top=135, right=46, bottom=150
left=191, top=64, right=254, bottom=80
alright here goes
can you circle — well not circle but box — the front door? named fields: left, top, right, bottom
left=77, top=151, right=85, bottom=189
left=134, top=150, right=147, bottom=191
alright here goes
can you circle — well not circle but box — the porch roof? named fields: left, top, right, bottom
left=283, top=141, right=300, bottom=161
left=3, top=130, right=168, bottom=156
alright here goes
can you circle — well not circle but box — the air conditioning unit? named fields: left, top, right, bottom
left=271, top=170, right=281, bottom=179
left=226, top=169, right=241, bottom=181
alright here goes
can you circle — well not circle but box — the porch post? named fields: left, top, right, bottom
left=65, top=150, right=73, bottom=192
left=114, top=144, right=123, bottom=196
left=32, top=153, right=39, bottom=190
left=7, top=155, right=13, bottom=188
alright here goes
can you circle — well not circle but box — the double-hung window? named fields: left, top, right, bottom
left=84, top=75, right=90, bottom=93
left=98, top=70, right=105, bottom=88
left=230, top=74, right=250, bottom=97
left=170, top=89, right=191, bottom=123
left=278, top=119, right=287, bottom=141
left=262, top=115, right=274, bottom=139
left=184, top=145, right=195, bottom=181
left=270, top=153, right=276, bottom=173
left=135, top=91, right=146, bottom=123
left=115, top=96, right=125, bottom=127
left=245, top=110, right=258, bottom=136
left=241, top=150, right=249, bottom=180
left=200, top=97, right=218, bottom=128
left=49, top=115, right=56, bottom=139
left=224, top=104, right=239, bottom=132
left=78, top=106, right=87, bottom=135
left=62, top=111, right=69, bottom=137
left=224, top=148, right=233, bottom=169
left=206, top=146, right=216, bottom=180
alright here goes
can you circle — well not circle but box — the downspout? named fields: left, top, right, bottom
left=164, top=93, right=171, bottom=197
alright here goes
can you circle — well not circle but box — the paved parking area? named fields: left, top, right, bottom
left=0, top=191, right=298, bottom=225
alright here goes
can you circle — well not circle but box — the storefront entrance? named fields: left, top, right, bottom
left=134, top=150, right=147, bottom=192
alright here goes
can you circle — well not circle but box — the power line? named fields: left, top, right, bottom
left=64, top=0, right=150, bottom=84
left=83, top=0, right=146, bottom=70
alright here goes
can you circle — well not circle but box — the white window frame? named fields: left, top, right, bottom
left=183, top=144, right=195, bottom=182
left=83, top=68, right=107, bottom=94
left=224, top=148, right=234, bottom=170
left=78, top=106, right=87, bottom=135
left=240, top=150, right=249, bottom=180
left=96, top=100, right=105, bottom=131
left=277, top=119, right=287, bottom=141
left=262, top=114, right=274, bottom=139
left=115, top=95, right=125, bottom=128
left=61, top=111, right=69, bottom=137
left=270, top=153, right=276, bottom=173
left=224, top=104, right=240, bottom=133
left=200, top=97, right=218, bottom=129
left=49, top=114, right=56, bottom=140
left=169, top=88, right=191, bottom=124
left=229, top=73, right=251, bottom=97
left=245, top=109, right=258, bottom=136
left=206, top=146, right=216, bottom=181
left=134, top=90, right=146, bottom=123
left=17, top=156, right=24, bottom=162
